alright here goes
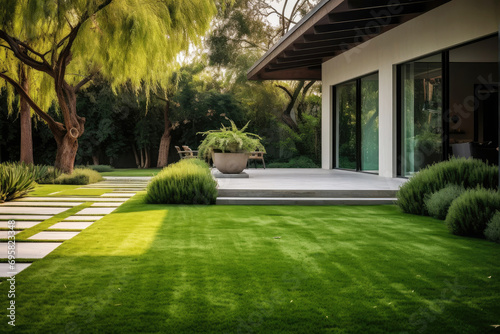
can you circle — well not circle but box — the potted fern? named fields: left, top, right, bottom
left=198, top=120, right=265, bottom=174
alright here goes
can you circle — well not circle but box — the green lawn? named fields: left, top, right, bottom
left=100, top=168, right=161, bottom=177
left=2, top=198, right=499, bottom=333
left=30, top=184, right=110, bottom=197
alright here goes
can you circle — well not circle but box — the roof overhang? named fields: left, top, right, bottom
left=247, top=0, right=451, bottom=81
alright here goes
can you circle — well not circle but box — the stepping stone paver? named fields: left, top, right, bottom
left=0, top=242, right=62, bottom=259
left=77, top=207, right=115, bottom=215
left=28, top=231, right=80, bottom=240
left=49, top=222, right=94, bottom=230
left=16, top=197, right=128, bottom=202
left=91, top=202, right=122, bottom=207
left=0, top=231, right=20, bottom=238
left=101, top=193, right=136, bottom=197
left=0, top=221, right=41, bottom=229
left=0, top=207, right=68, bottom=215
left=64, top=215, right=104, bottom=221
left=0, top=215, right=52, bottom=221
left=0, top=263, right=32, bottom=277
left=0, top=202, right=82, bottom=207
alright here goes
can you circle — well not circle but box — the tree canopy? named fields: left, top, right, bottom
left=0, top=0, right=219, bottom=172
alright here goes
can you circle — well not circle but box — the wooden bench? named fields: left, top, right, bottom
left=175, top=146, right=198, bottom=159
left=248, top=151, right=266, bottom=168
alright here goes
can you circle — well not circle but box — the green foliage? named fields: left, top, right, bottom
left=268, top=156, right=319, bottom=168
left=48, top=168, right=103, bottom=185
left=397, top=157, right=498, bottom=215
left=145, top=159, right=217, bottom=204
left=485, top=212, right=500, bottom=243
left=198, top=120, right=265, bottom=160
left=0, top=162, right=36, bottom=202
left=424, top=184, right=465, bottom=220
left=446, top=188, right=500, bottom=237
left=38, top=167, right=63, bottom=184
left=85, top=165, right=114, bottom=173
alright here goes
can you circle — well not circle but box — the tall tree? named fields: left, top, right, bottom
left=207, top=0, right=321, bottom=161
left=0, top=0, right=218, bottom=173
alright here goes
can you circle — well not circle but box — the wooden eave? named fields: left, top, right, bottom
left=247, top=0, right=451, bottom=81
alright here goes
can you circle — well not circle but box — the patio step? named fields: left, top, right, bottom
left=217, top=189, right=397, bottom=198
left=216, top=197, right=397, bottom=205
left=216, top=189, right=398, bottom=205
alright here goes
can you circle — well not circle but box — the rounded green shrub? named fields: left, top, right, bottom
left=445, top=188, right=500, bottom=237
left=424, top=184, right=465, bottom=220
left=43, top=168, right=103, bottom=185
left=86, top=165, right=114, bottom=173
left=397, top=157, right=497, bottom=215
left=485, top=211, right=500, bottom=243
left=145, top=159, right=217, bottom=205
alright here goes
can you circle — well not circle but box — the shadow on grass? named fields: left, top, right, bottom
left=2, top=201, right=500, bottom=333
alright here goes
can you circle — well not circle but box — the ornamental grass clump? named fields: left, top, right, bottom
left=198, top=120, right=265, bottom=160
left=145, top=159, right=217, bottom=204
left=397, top=157, right=497, bottom=215
left=446, top=188, right=500, bottom=237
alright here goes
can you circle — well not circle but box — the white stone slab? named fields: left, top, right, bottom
left=0, top=215, right=52, bottom=221
left=0, top=231, right=20, bottom=238
left=77, top=207, right=115, bottom=215
left=91, top=202, right=122, bottom=207
left=49, top=222, right=93, bottom=230
left=0, top=242, right=61, bottom=259
left=0, top=207, right=67, bottom=215
left=64, top=216, right=104, bottom=221
left=100, top=193, right=135, bottom=197
left=28, top=231, right=80, bottom=240
left=0, top=263, right=32, bottom=277
left=0, top=202, right=82, bottom=207
left=0, top=221, right=40, bottom=229
left=16, top=197, right=127, bottom=202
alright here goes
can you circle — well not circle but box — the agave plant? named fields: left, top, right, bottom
left=198, top=120, right=265, bottom=160
left=0, top=163, right=36, bottom=202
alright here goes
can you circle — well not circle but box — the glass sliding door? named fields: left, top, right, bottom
left=335, top=73, right=379, bottom=172
left=336, top=81, right=357, bottom=169
left=400, top=55, right=443, bottom=177
left=360, top=73, right=379, bottom=172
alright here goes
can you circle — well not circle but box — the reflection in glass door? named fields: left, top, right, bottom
left=400, top=55, right=443, bottom=177
left=335, top=73, right=379, bottom=172
left=361, top=74, right=379, bottom=172
left=337, top=81, right=357, bottom=169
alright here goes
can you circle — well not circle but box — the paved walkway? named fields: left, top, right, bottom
left=0, top=178, right=148, bottom=277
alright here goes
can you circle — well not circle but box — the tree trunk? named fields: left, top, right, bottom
left=92, top=154, right=99, bottom=165
left=140, top=148, right=145, bottom=168
left=53, top=82, right=85, bottom=174
left=145, top=148, right=150, bottom=168
left=19, top=66, right=33, bottom=164
left=157, top=100, right=172, bottom=167
left=54, top=133, right=79, bottom=173
left=132, top=145, right=140, bottom=167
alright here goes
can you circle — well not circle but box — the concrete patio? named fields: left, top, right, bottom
left=215, top=168, right=407, bottom=205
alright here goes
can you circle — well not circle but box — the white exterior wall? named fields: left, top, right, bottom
left=321, top=0, right=500, bottom=177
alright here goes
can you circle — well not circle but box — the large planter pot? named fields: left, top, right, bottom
left=213, top=152, right=249, bottom=174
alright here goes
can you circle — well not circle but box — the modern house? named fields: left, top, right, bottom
left=248, top=0, right=499, bottom=178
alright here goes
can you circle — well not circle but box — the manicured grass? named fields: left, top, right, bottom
left=30, top=184, right=111, bottom=197
left=100, top=168, right=161, bottom=177
left=2, top=199, right=499, bottom=333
